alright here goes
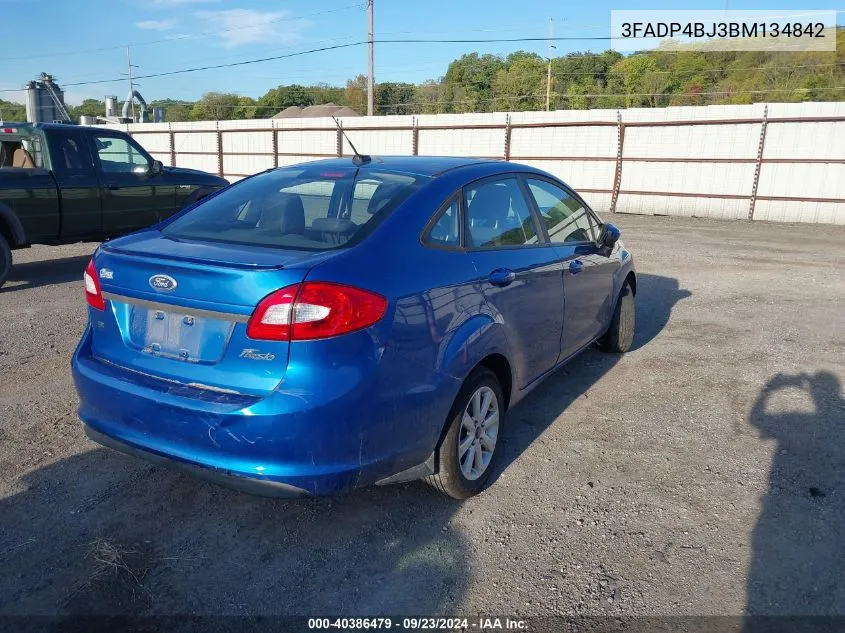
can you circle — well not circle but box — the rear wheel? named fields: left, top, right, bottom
left=0, top=235, right=11, bottom=290
left=598, top=282, right=635, bottom=353
left=425, top=367, right=504, bottom=499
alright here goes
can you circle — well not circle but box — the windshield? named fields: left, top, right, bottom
left=162, top=165, right=428, bottom=251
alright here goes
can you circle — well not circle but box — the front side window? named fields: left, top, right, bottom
left=94, top=135, right=150, bottom=174
left=163, top=166, right=427, bottom=251
left=525, top=178, right=596, bottom=244
left=464, top=178, right=539, bottom=248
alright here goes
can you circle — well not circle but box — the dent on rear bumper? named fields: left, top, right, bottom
left=84, top=425, right=310, bottom=498
left=71, top=325, right=457, bottom=496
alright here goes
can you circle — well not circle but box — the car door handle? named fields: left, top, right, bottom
left=106, top=185, right=120, bottom=190
left=489, top=268, right=516, bottom=287
left=569, top=259, right=584, bottom=275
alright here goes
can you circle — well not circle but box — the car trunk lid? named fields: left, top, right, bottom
left=90, top=232, right=334, bottom=396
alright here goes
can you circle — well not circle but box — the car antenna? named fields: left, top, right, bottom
left=332, top=115, right=370, bottom=166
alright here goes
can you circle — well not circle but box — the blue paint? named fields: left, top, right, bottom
left=72, top=157, right=635, bottom=496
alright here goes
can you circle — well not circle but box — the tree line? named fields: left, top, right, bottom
left=2, top=29, right=842, bottom=123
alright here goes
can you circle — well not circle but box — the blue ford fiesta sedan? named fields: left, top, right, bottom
left=72, top=156, right=636, bottom=499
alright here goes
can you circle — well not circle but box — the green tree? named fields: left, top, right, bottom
left=414, top=80, right=443, bottom=114
left=310, top=83, right=347, bottom=106
left=492, top=51, right=546, bottom=111
left=612, top=55, right=670, bottom=107
left=191, top=92, right=243, bottom=120
left=148, top=99, right=195, bottom=122
left=71, top=99, right=105, bottom=120
left=375, top=82, right=416, bottom=115
left=256, top=84, right=316, bottom=116
left=345, top=75, right=368, bottom=114
left=0, top=99, right=27, bottom=122
left=234, top=96, right=257, bottom=119
left=441, top=53, right=505, bottom=112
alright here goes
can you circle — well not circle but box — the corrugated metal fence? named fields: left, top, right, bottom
left=103, top=102, right=845, bottom=224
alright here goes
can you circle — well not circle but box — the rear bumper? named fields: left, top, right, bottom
left=71, top=325, right=456, bottom=496
left=84, top=425, right=309, bottom=498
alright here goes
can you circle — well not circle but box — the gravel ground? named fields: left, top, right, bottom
left=0, top=214, right=843, bottom=619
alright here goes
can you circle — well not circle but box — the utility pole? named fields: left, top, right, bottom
left=545, top=18, right=555, bottom=111
left=367, top=0, right=374, bottom=116
left=127, top=46, right=136, bottom=122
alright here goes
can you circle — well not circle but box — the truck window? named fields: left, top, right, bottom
left=0, top=137, right=42, bottom=169
left=48, top=130, right=95, bottom=177
left=93, top=135, right=151, bottom=174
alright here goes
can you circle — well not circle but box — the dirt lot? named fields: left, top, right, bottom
left=0, top=214, right=843, bottom=619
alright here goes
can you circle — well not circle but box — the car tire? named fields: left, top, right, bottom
left=598, top=281, right=635, bottom=353
left=0, top=234, right=11, bottom=290
left=425, top=367, right=505, bottom=499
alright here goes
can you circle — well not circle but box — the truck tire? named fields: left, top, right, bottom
left=0, top=234, right=11, bottom=290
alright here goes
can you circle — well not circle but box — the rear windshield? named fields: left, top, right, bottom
left=162, top=165, right=428, bottom=251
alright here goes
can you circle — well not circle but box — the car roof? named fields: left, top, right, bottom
left=299, top=155, right=502, bottom=178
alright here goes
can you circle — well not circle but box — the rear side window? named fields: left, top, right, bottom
left=0, top=136, right=44, bottom=168
left=47, top=130, right=94, bottom=177
left=464, top=178, right=539, bottom=248
left=424, top=198, right=460, bottom=247
left=525, top=178, right=596, bottom=244
left=163, top=166, right=428, bottom=251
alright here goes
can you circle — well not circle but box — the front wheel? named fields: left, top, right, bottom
left=425, top=367, right=504, bottom=499
left=598, top=282, right=635, bottom=353
left=0, top=234, right=11, bottom=290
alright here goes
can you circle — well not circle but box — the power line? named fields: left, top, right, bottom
left=0, top=41, right=368, bottom=93
left=2, top=27, right=842, bottom=96
left=2, top=7, right=842, bottom=65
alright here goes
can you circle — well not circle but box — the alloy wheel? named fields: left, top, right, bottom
left=457, top=385, right=499, bottom=480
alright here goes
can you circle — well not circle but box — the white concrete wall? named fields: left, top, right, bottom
left=101, top=102, right=845, bottom=224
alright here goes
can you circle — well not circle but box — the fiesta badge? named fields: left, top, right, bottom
left=149, top=274, right=178, bottom=291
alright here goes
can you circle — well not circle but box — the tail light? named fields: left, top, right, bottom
left=83, top=259, right=105, bottom=311
left=247, top=282, right=387, bottom=341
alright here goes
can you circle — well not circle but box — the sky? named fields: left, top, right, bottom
left=0, top=0, right=842, bottom=106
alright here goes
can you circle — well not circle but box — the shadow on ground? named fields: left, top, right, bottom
left=0, top=450, right=469, bottom=617
left=2, top=254, right=92, bottom=292
left=745, top=370, right=845, bottom=624
left=495, top=273, right=690, bottom=477
left=0, top=273, right=688, bottom=618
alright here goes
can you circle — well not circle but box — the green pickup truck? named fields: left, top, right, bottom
left=0, top=122, right=228, bottom=288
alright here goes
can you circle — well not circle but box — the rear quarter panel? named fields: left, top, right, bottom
left=302, top=168, right=515, bottom=463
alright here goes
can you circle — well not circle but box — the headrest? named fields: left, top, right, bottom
left=468, top=185, right=510, bottom=227
left=367, top=184, right=399, bottom=215
left=260, top=194, right=305, bottom=235
left=12, top=148, right=35, bottom=169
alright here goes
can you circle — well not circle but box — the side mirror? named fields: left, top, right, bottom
left=599, top=222, right=620, bottom=249
left=149, top=159, right=163, bottom=176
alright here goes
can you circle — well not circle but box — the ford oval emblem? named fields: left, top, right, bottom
left=149, top=274, right=178, bottom=292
